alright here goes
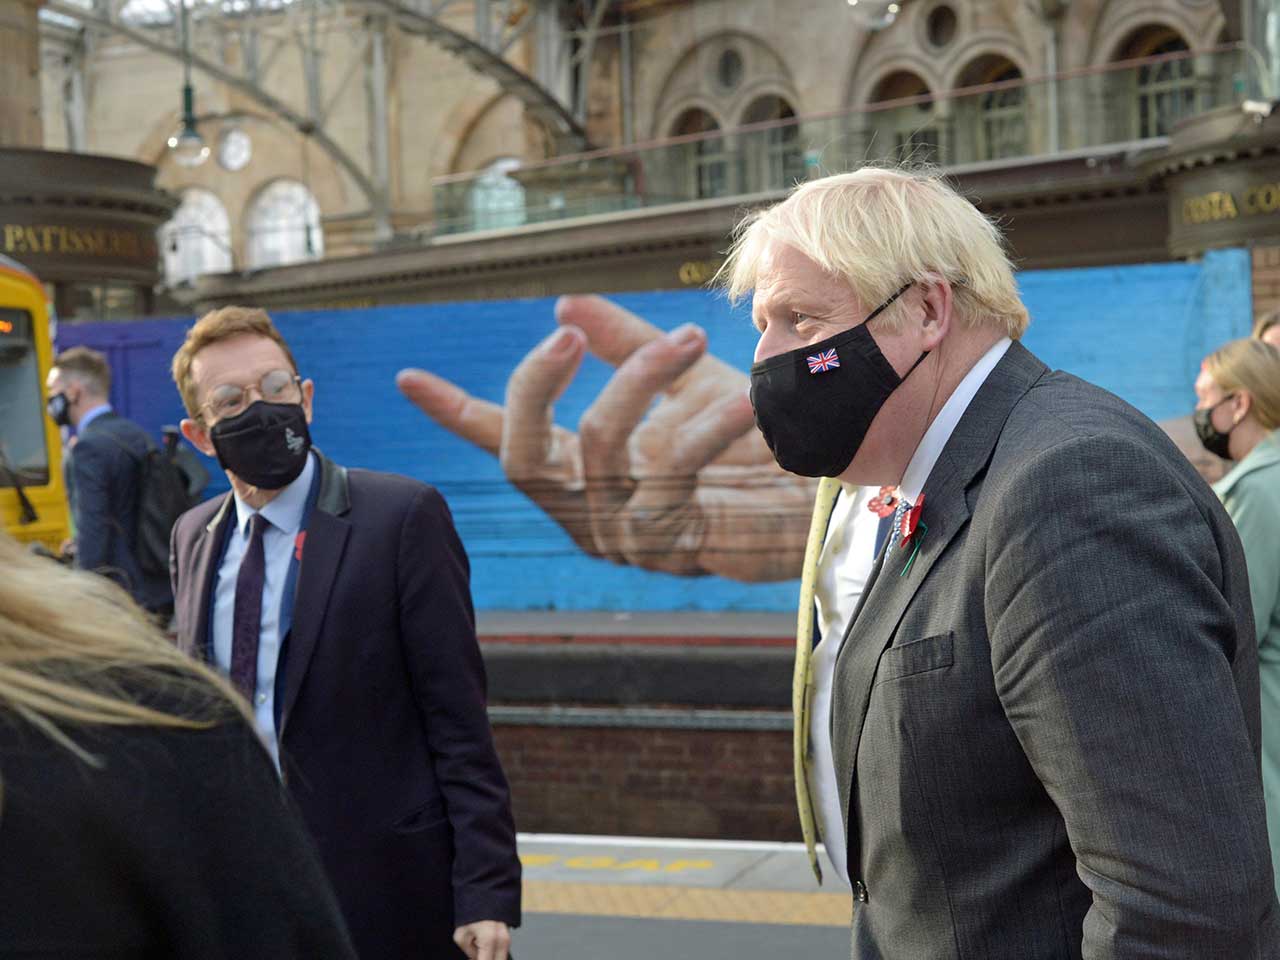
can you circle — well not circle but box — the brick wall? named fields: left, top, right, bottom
left=492, top=724, right=799, bottom=841
left=1254, top=246, right=1280, bottom=323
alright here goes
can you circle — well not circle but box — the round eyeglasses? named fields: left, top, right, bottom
left=201, top=368, right=302, bottom=422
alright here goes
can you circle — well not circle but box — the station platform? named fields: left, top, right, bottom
left=513, top=833, right=850, bottom=959
left=477, top=610, right=796, bottom=644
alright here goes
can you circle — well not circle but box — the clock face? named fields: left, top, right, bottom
left=217, top=128, right=252, bottom=171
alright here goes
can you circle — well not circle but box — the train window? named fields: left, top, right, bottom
left=0, top=308, right=50, bottom=487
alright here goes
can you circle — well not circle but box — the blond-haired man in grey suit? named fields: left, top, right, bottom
left=727, top=166, right=1279, bottom=959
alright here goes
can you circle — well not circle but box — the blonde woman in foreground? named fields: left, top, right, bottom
left=0, top=534, right=357, bottom=958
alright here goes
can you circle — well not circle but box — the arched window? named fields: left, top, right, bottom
left=740, top=95, right=803, bottom=192
left=981, top=67, right=1027, bottom=159
left=1121, top=28, right=1195, bottom=139
left=868, top=71, right=939, bottom=164
left=671, top=108, right=728, bottom=200
left=245, top=179, right=324, bottom=269
left=160, top=189, right=233, bottom=284
left=955, top=57, right=1027, bottom=163
left=469, top=157, right=527, bottom=231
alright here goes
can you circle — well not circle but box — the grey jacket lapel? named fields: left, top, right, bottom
left=830, top=341, right=1048, bottom=867
left=831, top=457, right=973, bottom=835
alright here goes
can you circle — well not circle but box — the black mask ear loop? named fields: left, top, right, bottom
left=901, top=350, right=931, bottom=381
left=864, top=283, right=913, bottom=324
left=866, top=282, right=931, bottom=383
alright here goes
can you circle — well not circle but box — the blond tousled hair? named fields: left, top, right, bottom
left=0, top=535, right=249, bottom=767
left=172, top=306, right=299, bottom=418
left=1204, top=338, right=1280, bottom=432
left=718, top=167, right=1030, bottom=339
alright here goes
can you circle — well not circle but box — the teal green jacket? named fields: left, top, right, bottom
left=1215, top=429, right=1280, bottom=900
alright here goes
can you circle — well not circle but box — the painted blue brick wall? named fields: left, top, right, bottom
left=58, top=248, right=1254, bottom=611
left=1018, top=249, right=1253, bottom=423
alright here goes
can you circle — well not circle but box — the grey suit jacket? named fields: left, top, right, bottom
left=831, top=342, right=1280, bottom=959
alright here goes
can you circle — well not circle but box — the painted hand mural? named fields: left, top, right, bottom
left=398, top=295, right=812, bottom=582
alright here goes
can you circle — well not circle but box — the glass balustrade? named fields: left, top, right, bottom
left=430, top=45, right=1260, bottom=237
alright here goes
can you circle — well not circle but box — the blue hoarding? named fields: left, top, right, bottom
left=59, top=248, right=1253, bottom=611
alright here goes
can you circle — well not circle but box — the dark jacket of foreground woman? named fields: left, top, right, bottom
left=0, top=706, right=358, bottom=959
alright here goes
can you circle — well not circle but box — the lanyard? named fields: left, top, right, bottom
left=278, top=459, right=321, bottom=642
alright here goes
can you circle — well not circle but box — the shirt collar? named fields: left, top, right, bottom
left=76, top=403, right=112, bottom=433
left=840, top=481, right=868, bottom=500
left=1214, top=428, right=1280, bottom=498
left=233, top=451, right=316, bottom=537
left=897, top=337, right=1012, bottom=505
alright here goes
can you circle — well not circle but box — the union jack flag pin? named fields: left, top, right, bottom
left=806, top=348, right=839, bottom=374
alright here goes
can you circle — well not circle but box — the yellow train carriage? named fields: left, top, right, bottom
left=0, top=255, right=70, bottom=550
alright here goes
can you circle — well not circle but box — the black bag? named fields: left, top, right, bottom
left=133, top=440, right=200, bottom=577
left=109, top=427, right=203, bottom=578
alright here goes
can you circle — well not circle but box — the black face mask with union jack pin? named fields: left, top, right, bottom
left=749, top=283, right=929, bottom=478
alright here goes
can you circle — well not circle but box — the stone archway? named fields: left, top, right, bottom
left=949, top=52, right=1030, bottom=162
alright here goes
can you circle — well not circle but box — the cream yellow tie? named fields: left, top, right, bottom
left=794, top=476, right=842, bottom=884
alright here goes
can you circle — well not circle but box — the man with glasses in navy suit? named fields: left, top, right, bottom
left=169, top=306, right=520, bottom=960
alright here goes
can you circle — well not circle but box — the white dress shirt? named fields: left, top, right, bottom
left=810, top=483, right=882, bottom=886
left=896, top=338, right=1012, bottom=506
left=211, top=452, right=316, bottom=765
left=807, top=335, right=1012, bottom=886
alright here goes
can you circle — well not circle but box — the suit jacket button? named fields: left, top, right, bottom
left=854, top=880, right=868, bottom=903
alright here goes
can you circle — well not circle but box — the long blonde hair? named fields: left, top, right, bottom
left=1253, top=310, right=1280, bottom=342
left=1204, top=338, right=1280, bottom=432
left=0, top=534, right=249, bottom=763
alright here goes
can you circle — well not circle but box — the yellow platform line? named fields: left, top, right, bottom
left=524, top=880, right=850, bottom=927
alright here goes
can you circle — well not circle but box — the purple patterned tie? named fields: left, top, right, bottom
left=230, top=512, right=268, bottom=702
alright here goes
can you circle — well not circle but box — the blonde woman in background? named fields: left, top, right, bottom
left=0, top=534, right=357, bottom=958
left=1194, top=337, right=1280, bottom=900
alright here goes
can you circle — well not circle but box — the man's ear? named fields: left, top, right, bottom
left=181, top=417, right=216, bottom=458
left=301, top=379, right=315, bottom=424
left=918, top=278, right=954, bottom=351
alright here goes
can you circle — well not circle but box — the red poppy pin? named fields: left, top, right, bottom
left=899, top=494, right=925, bottom=546
left=899, top=495, right=928, bottom=577
left=868, top=485, right=898, bottom=518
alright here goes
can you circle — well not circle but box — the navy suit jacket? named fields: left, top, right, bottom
left=68, top=412, right=172, bottom=611
left=169, top=453, right=521, bottom=958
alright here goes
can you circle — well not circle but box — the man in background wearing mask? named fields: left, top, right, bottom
left=731, top=168, right=1279, bottom=957
left=46, top=346, right=172, bottom=614
left=167, top=307, right=520, bottom=960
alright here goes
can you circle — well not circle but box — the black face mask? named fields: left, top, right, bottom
left=749, top=284, right=929, bottom=477
left=46, top=392, right=71, bottom=428
left=210, top=401, right=312, bottom=490
left=1193, top=395, right=1236, bottom=461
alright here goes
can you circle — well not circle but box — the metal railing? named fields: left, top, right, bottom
left=429, top=44, right=1261, bottom=237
